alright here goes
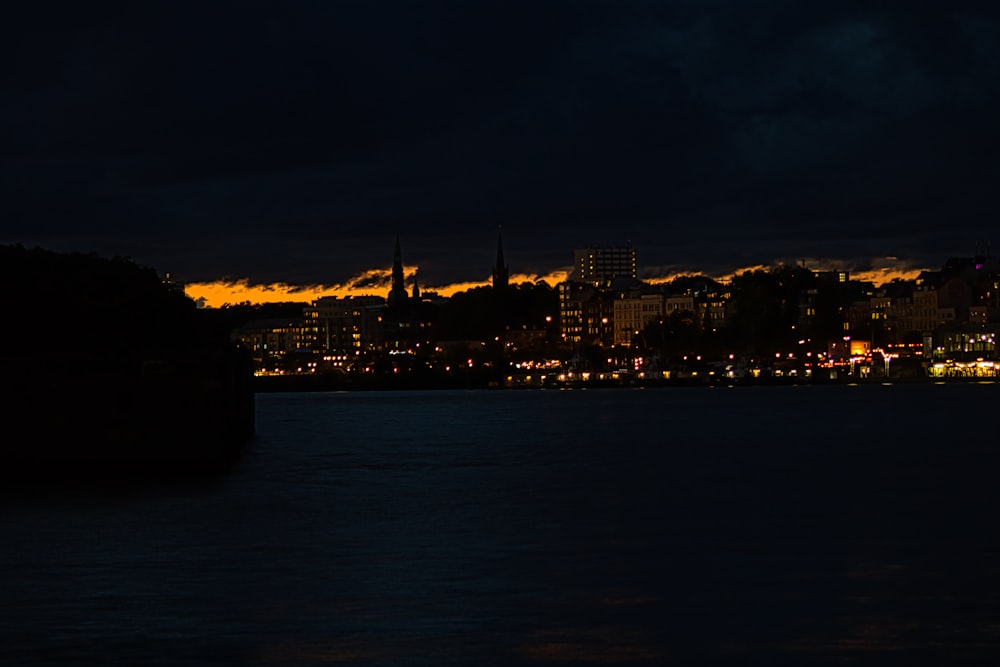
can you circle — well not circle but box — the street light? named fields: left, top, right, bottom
left=883, top=352, right=896, bottom=378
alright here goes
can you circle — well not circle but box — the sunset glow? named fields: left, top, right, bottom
left=185, top=259, right=927, bottom=308
left=185, top=268, right=573, bottom=308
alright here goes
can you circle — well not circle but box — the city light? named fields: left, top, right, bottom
left=223, top=240, right=1000, bottom=387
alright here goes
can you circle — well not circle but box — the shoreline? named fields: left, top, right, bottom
left=252, top=372, right=996, bottom=393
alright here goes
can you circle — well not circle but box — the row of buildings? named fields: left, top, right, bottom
left=231, top=235, right=1000, bottom=379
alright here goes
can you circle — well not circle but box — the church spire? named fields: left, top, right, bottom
left=388, top=233, right=409, bottom=308
left=492, top=226, right=509, bottom=291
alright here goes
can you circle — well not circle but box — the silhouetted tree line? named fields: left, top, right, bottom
left=434, top=282, right=558, bottom=340
left=1, top=244, right=240, bottom=366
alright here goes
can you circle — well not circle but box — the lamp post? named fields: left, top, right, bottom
left=884, top=352, right=895, bottom=378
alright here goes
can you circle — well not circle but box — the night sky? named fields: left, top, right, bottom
left=4, top=2, right=1000, bottom=292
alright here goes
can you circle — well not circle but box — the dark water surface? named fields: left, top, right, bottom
left=3, top=383, right=1000, bottom=665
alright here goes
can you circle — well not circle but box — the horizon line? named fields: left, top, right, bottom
left=183, top=258, right=932, bottom=308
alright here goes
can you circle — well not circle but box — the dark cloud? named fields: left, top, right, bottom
left=3, top=2, right=999, bottom=286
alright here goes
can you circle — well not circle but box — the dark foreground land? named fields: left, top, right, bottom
left=0, top=245, right=255, bottom=481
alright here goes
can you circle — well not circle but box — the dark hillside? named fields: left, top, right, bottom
left=0, top=245, right=254, bottom=481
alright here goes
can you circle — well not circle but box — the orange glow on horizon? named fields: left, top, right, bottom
left=848, top=266, right=927, bottom=285
left=184, top=268, right=571, bottom=308
left=185, top=259, right=927, bottom=308
left=646, top=259, right=928, bottom=288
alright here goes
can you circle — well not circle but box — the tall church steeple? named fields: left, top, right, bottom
left=492, top=227, right=509, bottom=291
left=388, top=233, right=409, bottom=309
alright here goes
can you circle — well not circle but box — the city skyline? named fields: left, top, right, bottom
left=3, top=3, right=998, bottom=296
left=181, top=235, right=938, bottom=309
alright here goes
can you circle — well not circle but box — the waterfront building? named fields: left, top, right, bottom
left=665, top=294, right=696, bottom=315
left=307, top=295, right=385, bottom=355
left=572, top=246, right=636, bottom=284
left=559, top=281, right=613, bottom=348
left=910, top=284, right=941, bottom=336
left=933, top=325, right=1000, bottom=360
left=814, top=270, right=849, bottom=286
left=559, top=281, right=589, bottom=344
left=969, top=304, right=1000, bottom=326
left=928, top=324, right=1000, bottom=377
left=232, top=317, right=311, bottom=366
left=612, top=283, right=663, bottom=347
left=697, top=288, right=730, bottom=333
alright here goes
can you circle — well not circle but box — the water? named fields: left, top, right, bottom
left=3, top=383, right=1000, bottom=665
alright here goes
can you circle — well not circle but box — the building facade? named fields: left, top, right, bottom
left=306, top=295, right=386, bottom=355
left=572, top=246, right=637, bottom=284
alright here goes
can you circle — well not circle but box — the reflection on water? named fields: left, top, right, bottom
left=3, top=384, right=1000, bottom=665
